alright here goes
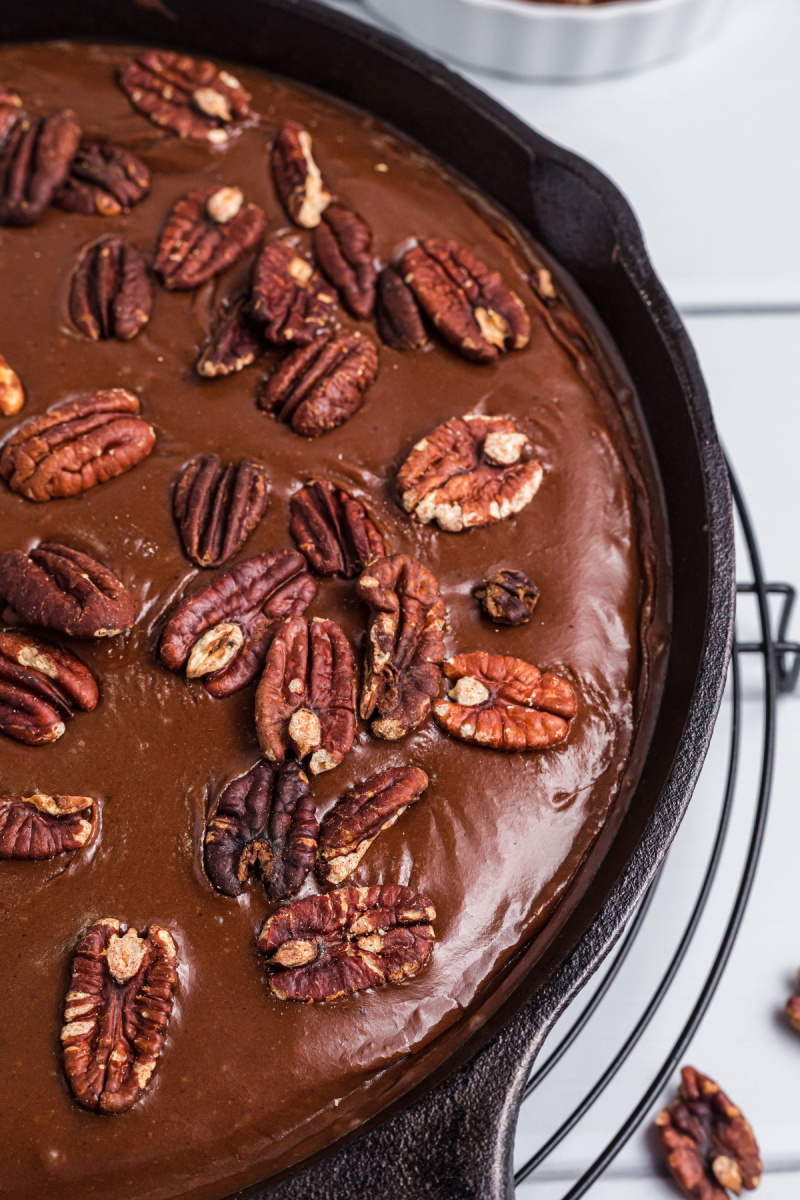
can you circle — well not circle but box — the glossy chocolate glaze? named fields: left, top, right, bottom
left=0, top=43, right=666, bottom=1200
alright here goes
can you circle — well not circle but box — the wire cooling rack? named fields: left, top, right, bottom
left=513, top=464, right=800, bottom=1197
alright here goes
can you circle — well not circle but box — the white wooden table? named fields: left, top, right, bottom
left=322, top=1, right=800, bottom=1192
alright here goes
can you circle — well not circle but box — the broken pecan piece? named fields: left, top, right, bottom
left=54, top=140, right=150, bottom=216
left=61, top=919, right=178, bottom=1114
left=433, top=651, right=576, bottom=751
left=474, top=568, right=540, bottom=626
left=0, top=389, right=155, bottom=502
left=375, top=266, right=428, bottom=350
left=173, top=454, right=269, bottom=568
left=259, top=329, right=379, bottom=438
left=357, top=554, right=445, bottom=741
left=289, top=480, right=385, bottom=577
left=250, top=240, right=337, bottom=346
left=118, top=50, right=252, bottom=144
left=401, top=238, right=530, bottom=362
left=271, top=119, right=331, bottom=229
left=0, top=793, right=95, bottom=860
left=255, top=615, right=356, bottom=775
left=196, top=299, right=263, bottom=377
left=205, top=760, right=317, bottom=899
left=69, top=236, right=153, bottom=341
left=655, top=1067, right=762, bottom=1199
left=257, top=884, right=435, bottom=1003
left=0, top=543, right=136, bottom=638
left=312, top=206, right=376, bottom=320
left=0, top=352, right=24, bottom=416
left=397, top=413, right=542, bottom=532
left=0, top=628, right=98, bottom=745
left=0, top=106, right=81, bottom=226
left=154, top=186, right=264, bottom=291
left=318, top=766, right=428, bottom=885
left=160, top=550, right=316, bottom=697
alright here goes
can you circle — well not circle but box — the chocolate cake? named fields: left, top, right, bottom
left=0, top=41, right=667, bottom=1200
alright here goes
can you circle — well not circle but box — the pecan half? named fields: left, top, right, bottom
left=250, top=240, right=337, bottom=346
left=397, top=413, right=542, bottom=532
left=318, top=766, right=428, bottom=885
left=289, top=481, right=385, bottom=578
left=173, top=454, right=269, bottom=568
left=312, top=206, right=376, bottom=320
left=401, top=239, right=529, bottom=362
left=0, top=106, right=81, bottom=226
left=0, top=389, right=155, bottom=502
left=357, top=554, right=445, bottom=741
left=655, top=1067, right=762, bottom=1199
left=154, top=186, right=264, bottom=291
left=0, top=543, right=136, bottom=638
left=257, top=884, right=435, bottom=1002
left=255, top=615, right=356, bottom=775
left=160, top=550, right=316, bottom=697
left=0, top=628, right=98, bottom=745
left=205, top=760, right=317, bottom=900
left=54, top=140, right=150, bottom=216
left=474, top=568, right=540, bottom=626
left=259, top=329, right=379, bottom=438
left=0, top=793, right=95, bottom=860
left=118, top=50, right=252, bottom=144
left=271, top=119, right=331, bottom=229
left=433, top=651, right=576, bottom=751
left=69, top=236, right=153, bottom=342
left=375, top=266, right=428, bottom=350
left=196, top=300, right=263, bottom=377
left=0, top=352, right=24, bottom=416
left=61, top=919, right=178, bottom=1114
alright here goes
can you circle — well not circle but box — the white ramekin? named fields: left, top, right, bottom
left=362, top=0, right=730, bottom=80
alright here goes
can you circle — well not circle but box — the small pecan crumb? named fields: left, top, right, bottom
left=375, top=266, right=428, bottom=350
left=655, top=1066, right=762, bottom=1199
left=154, top=186, right=264, bottom=291
left=271, top=119, right=331, bottom=229
left=69, top=235, right=153, bottom=342
left=289, top=480, right=385, bottom=577
left=173, top=454, right=269, bottom=568
left=259, top=329, right=379, bottom=438
left=0, top=792, right=95, bottom=859
left=250, top=240, right=337, bottom=346
left=0, top=543, right=136, bottom=639
left=118, top=50, right=252, bottom=144
left=54, top=140, right=150, bottom=216
left=312, top=206, right=376, bottom=320
left=0, top=106, right=81, bottom=226
left=474, top=569, right=540, bottom=626
left=0, top=628, right=98, bottom=745
left=257, top=884, right=435, bottom=1002
left=318, top=766, right=429, bottom=884
left=196, top=300, right=264, bottom=377
left=0, top=352, right=24, bottom=416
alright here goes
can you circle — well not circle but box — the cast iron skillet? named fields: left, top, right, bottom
left=1, top=2, right=735, bottom=1196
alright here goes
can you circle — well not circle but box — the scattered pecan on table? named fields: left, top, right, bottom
left=205, top=759, right=318, bottom=900
left=0, top=105, right=81, bottom=226
left=61, top=919, right=178, bottom=1114
left=258, top=329, right=379, bottom=438
left=0, top=389, right=156, bottom=502
left=318, top=766, right=429, bottom=885
left=0, top=543, right=136, bottom=638
left=54, top=140, right=150, bottom=216
left=401, top=238, right=530, bottom=362
left=357, top=554, right=446, bottom=741
left=397, top=413, right=543, bottom=532
left=0, top=352, right=24, bottom=416
left=0, top=628, right=99, bottom=745
left=250, top=240, right=337, bottom=346
left=255, top=615, right=356, bottom=775
left=159, top=550, right=316, bottom=697
left=69, top=235, right=153, bottom=341
left=154, top=185, right=264, bottom=290
left=271, top=118, right=331, bottom=229
left=474, top=568, right=540, bottom=626
left=118, top=50, right=253, bottom=144
left=289, top=480, right=385, bottom=577
left=312, top=206, right=376, bottom=320
left=256, top=884, right=436, bottom=1002
left=196, top=299, right=264, bottom=377
left=0, top=793, right=95, bottom=860
left=375, top=266, right=428, bottom=351
left=655, top=1066, right=762, bottom=1199
left=173, top=454, right=269, bottom=569
left=433, top=651, right=576, bottom=751
left=787, top=975, right=800, bottom=1033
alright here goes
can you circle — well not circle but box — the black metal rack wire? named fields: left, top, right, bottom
left=513, top=464, right=800, bottom=1197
